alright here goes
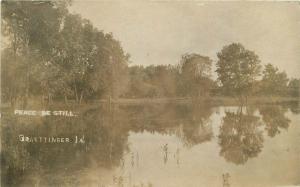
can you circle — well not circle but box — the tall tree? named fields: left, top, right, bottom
left=1, top=0, right=69, bottom=107
left=2, top=0, right=130, bottom=105
left=179, top=53, right=213, bottom=97
left=216, top=43, right=261, bottom=104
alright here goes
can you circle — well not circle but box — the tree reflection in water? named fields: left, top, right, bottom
left=218, top=108, right=264, bottom=165
left=118, top=102, right=214, bottom=147
left=1, top=106, right=130, bottom=186
left=178, top=102, right=214, bottom=147
left=1, top=102, right=294, bottom=185
left=285, top=100, right=300, bottom=115
left=259, top=105, right=291, bottom=137
left=1, top=103, right=214, bottom=186
left=218, top=104, right=292, bottom=165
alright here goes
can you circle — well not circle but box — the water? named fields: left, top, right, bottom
left=1, top=102, right=300, bottom=187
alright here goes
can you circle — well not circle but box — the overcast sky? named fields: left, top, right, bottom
left=70, top=1, right=300, bottom=78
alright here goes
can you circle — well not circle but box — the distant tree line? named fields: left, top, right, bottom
left=1, top=1, right=299, bottom=107
left=125, top=53, right=214, bottom=98
left=126, top=45, right=299, bottom=100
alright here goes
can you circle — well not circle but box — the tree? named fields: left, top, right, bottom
left=2, top=0, right=130, bottom=105
left=179, top=53, right=213, bottom=97
left=216, top=43, right=261, bottom=103
left=288, top=78, right=300, bottom=97
left=1, top=0, right=69, bottom=107
left=125, top=64, right=180, bottom=98
left=260, top=64, right=289, bottom=96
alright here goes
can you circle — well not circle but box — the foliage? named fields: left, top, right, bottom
left=260, top=64, right=289, bottom=96
left=125, top=65, right=180, bottom=98
left=216, top=43, right=261, bottom=100
left=1, top=0, right=129, bottom=106
left=178, top=53, right=213, bottom=97
left=125, top=53, right=213, bottom=98
left=218, top=110, right=263, bottom=165
left=287, top=78, right=300, bottom=97
left=259, top=105, right=290, bottom=137
left=1, top=1, right=297, bottom=107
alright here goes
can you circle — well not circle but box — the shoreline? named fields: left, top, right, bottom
left=108, top=96, right=300, bottom=105
left=1, top=96, right=299, bottom=109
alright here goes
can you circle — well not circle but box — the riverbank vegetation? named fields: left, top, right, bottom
left=1, top=1, right=299, bottom=109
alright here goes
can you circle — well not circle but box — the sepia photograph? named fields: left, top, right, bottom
left=1, top=0, right=300, bottom=186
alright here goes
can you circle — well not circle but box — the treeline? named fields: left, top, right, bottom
left=125, top=49, right=300, bottom=99
left=125, top=54, right=213, bottom=98
left=1, top=1, right=299, bottom=107
left=2, top=1, right=129, bottom=107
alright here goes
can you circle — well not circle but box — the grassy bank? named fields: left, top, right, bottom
left=1, top=96, right=299, bottom=109
left=108, top=96, right=299, bottom=106
left=208, top=96, right=300, bottom=106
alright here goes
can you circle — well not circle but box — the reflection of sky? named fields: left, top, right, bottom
left=94, top=106, right=300, bottom=187
left=3, top=105, right=299, bottom=186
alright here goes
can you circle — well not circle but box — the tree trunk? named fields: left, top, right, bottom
left=48, top=93, right=52, bottom=104
left=23, top=40, right=30, bottom=109
left=64, top=95, right=68, bottom=105
left=74, top=83, right=79, bottom=103
left=41, top=94, right=44, bottom=106
left=79, top=91, right=84, bottom=105
left=10, top=33, right=18, bottom=108
left=10, top=90, right=15, bottom=108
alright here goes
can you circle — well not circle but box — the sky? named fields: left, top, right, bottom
left=69, top=1, right=300, bottom=78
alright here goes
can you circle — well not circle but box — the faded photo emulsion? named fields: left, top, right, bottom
left=1, top=1, right=300, bottom=187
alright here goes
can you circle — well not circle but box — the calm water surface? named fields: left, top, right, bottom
left=1, top=102, right=300, bottom=187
